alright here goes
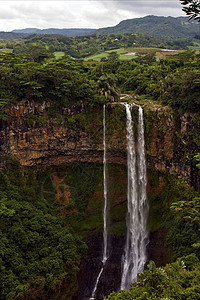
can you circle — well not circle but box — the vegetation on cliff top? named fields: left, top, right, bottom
left=0, top=54, right=103, bottom=109
left=100, top=50, right=200, bottom=111
left=0, top=49, right=199, bottom=114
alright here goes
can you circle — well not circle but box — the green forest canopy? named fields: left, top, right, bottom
left=0, top=47, right=199, bottom=112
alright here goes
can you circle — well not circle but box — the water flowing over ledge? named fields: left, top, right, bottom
left=120, top=103, right=149, bottom=290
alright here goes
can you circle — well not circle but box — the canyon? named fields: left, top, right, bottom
left=0, top=99, right=199, bottom=186
left=0, top=99, right=199, bottom=299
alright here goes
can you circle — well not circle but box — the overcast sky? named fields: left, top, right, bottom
left=1, top=0, right=186, bottom=31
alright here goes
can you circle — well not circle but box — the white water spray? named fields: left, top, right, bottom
left=90, top=104, right=108, bottom=299
left=120, top=103, right=148, bottom=290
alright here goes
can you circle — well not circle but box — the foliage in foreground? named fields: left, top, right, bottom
left=180, top=0, right=200, bottom=22
left=105, top=254, right=200, bottom=299
left=0, top=161, right=87, bottom=299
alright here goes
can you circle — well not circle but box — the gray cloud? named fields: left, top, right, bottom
left=1, top=1, right=79, bottom=30
left=100, top=0, right=184, bottom=17
left=0, top=5, right=18, bottom=19
left=0, top=0, right=185, bottom=31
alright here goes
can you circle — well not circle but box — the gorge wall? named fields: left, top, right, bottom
left=0, top=99, right=199, bottom=188
left=0, top=99, right=199, bottom=299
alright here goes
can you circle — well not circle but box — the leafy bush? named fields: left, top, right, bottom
left=105, top=254, right=200, bottom=300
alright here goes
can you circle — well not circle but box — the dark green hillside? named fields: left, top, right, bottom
left=96, top=15, right=199, bottom=38
left=0, top=32, right=29, bottom=40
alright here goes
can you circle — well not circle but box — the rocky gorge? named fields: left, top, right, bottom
left=0, top=99, right=199, bottom=299
left=1, top=99, right=199, bottom=182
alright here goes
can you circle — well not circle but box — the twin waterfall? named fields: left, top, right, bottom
left=91, top=103, right=148, bottom=298
left=120, top=103, right=148, bottom=290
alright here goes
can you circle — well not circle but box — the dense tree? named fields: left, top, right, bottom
left=106, top=254, right=200, bottom=299
left=97, top=74, right=120, bottom=102
left=107, top=51, right=119, bottom=61
left=0, top=49, right=200, bottom=112
left=0, top=53, right=103, bottom=109
left=0, top=161, right=87, bottom=299
left=99, top=50, right=200, bottom=111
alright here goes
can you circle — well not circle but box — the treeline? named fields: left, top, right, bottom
left=100, top=50, right=200, bottom=111
left=0, top=53, right=104, bottom=112
left=0, top=50, right=199, bottom=112
left=5, top=32, right=194, bottom=58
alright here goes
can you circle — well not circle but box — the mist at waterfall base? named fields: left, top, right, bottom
left=84, top=103, right=149, bottom=299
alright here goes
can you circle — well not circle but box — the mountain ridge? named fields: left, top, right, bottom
left=0, top=15, right=199, bottom=40
left=12, top=28, right=96, bottom=36
left=96, top=15, right=199, bottom=38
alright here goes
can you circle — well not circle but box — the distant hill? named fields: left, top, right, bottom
left=96, top=15, right=199, bottom=38
left=0, top=32, right=29, bottom=40
left=12, top=28, right=96, bottom=37
left=1, top=15, right=199, bottom=41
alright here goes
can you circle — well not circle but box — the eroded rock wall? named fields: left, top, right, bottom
left=1, top=100, right=199, bottom=299
left=0, top=100, right=199, bottom=188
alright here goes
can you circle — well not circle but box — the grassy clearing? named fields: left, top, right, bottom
left=54, top=51, right=65, bottom=59
left=0, top=48, right=13, bottom=53
left=84, top=47, right=183, bottom=62
left=84, top=48, right=136, bottom=62
left=84, top=52, right=108, bottom=62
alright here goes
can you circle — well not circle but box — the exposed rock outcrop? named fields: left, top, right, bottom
left=0, top=100, right=199, bottom=188
left=1, top=100, right=199, bottom=299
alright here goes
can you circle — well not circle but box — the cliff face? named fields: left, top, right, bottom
left=1, top=100, right=199, bottom=299
left=0, top=99, right=199, bottom=188
left=144, top=104, right=199, bottom=188
left=0, top=100, right=104, bottom=167
left=0, top=100, right=127, bottom=168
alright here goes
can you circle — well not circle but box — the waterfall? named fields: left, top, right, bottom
left=120, top=103, right=148, bottom=290
left=90, top=104, right=108, bottom=299
left=102, top=104, right=108, bottom=265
